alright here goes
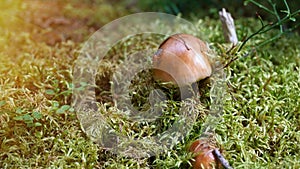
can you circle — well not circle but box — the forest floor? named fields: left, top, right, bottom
left=0, top=0, right=299, bottom=168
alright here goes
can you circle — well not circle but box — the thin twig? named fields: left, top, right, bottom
left=226, top=44, right=236, bottom=54
left=213, top=149, right=234, bottom=169
left=237, top=23, right=270, bottom=52
left=269, top=0, right=283, bottom=32
left=247, top=0, right=275, bottom=15
left=222, top=56, right=238, bottom=69
left=238, top=0, right=300, bottom=52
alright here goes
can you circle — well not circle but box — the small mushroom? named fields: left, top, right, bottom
left=189, top=139, right=221, bottom=169
left=153, top=33, right=212, bottom=86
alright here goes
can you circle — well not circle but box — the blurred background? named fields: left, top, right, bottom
left=65, top=0, right=300, bottom=33
left=126, top=0, right=300, bottom=20
left=84, top=0, right=300, bottom=24
left=1, top=0, right=299, bottom=46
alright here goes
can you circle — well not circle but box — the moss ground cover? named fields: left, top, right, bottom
left=0, top=0, right=299, bottom=168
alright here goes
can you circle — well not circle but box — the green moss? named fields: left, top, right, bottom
left=0, top=1, right=299, bottom=168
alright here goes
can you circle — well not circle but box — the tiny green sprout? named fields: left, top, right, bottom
left=56, top=105, right=71, bottom=114
left=0, top=100, right=6, bottom=107
left=13, top=111, right=43, bottom=127
left=32, top=111, right=43, bottom=120
left=45, top=89, right=56, bottom=95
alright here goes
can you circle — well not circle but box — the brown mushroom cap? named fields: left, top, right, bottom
left=153, top=33, right=212, bottom=86
left=189, top=140, right=221, bottom=169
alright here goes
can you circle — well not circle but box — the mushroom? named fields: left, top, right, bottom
left=189, top=139, right=221, bottom=169
left=153, top=33, right=212, bottom=86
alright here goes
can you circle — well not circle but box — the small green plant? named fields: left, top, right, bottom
left=49, top=101, right=74, bottom=114
left=45, top=81, right=87, bottom=101
left=240, top=0, right=299, bottom=51
left=13, top=110, right=43, bottom=127
left=222, top=0, right=300, bottom=68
